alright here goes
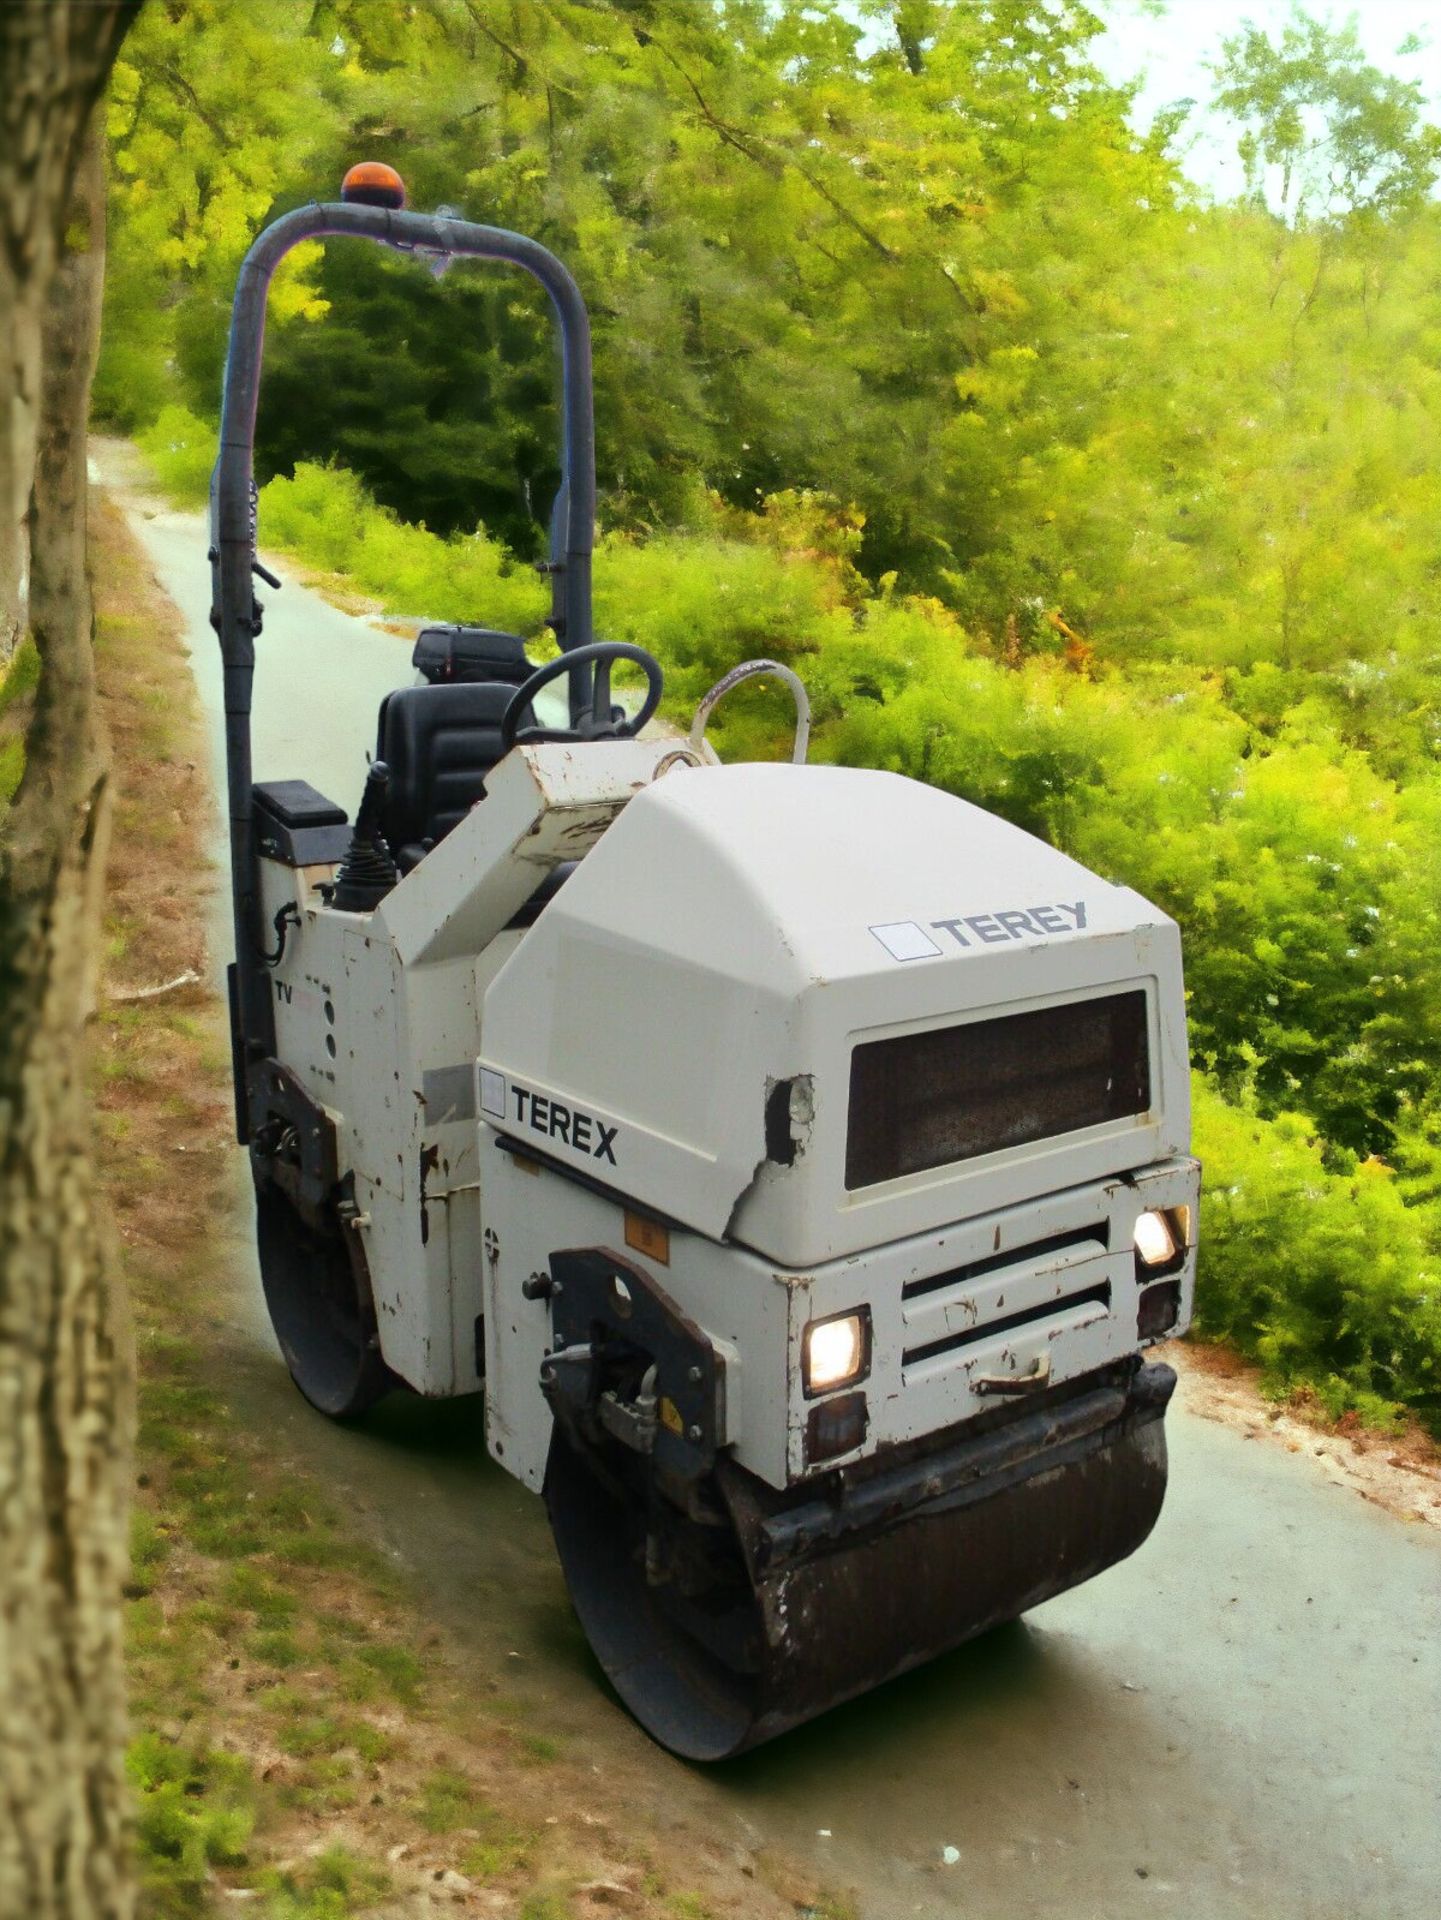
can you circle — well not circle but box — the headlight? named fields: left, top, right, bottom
left=804, top=1309, right=871, bottom=1396
left=1134, top=1208, right=1180, bottom=1268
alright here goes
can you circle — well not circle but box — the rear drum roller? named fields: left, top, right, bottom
left=545, top=1362, right=1176, bottom=1760
left=254, top=1179, right=392, bottom=1419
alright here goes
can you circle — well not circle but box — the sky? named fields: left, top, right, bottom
left=1090, top=0, right=1441, bottom=197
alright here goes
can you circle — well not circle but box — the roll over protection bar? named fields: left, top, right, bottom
left=211, top=198, right=596, bottom=1094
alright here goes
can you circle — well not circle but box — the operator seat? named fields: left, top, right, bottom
left=376, top=681, right=534, bottom=874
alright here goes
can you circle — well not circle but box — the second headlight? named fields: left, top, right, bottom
left=1134, top=1207, right=1181, bottom=1269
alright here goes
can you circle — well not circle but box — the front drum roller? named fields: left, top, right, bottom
left=546, top=1360, right=1176, bottom=1761
left=254, top=1178, right=393, bottom=1419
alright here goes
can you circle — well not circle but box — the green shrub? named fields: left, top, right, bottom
left=594, top=525, right=850, bottom=709
left=250, top=1627, right=302, bottom=1669
left=137, top=404, right=216, bottom=506
left=350, top=1639, right=424, bottom=1705
left=459, top=1811, right=536, bottom=1881
left=518, top=1896, right=572, bottom=1920
left=223, top=1564, right=298, bottom=1626
left=256, top=461, right=547, bottom=631
left=1193, top=1078, right=1441, bottom=1426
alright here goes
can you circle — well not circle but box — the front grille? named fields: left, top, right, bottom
left=904, top=1281, right=1112, bottom=1368
left=846, top=990, right=1150, bottom=1190
left=901, top=1224, right=1109, bottom=1302
left=899, top=1219, right=1115, bottom=1379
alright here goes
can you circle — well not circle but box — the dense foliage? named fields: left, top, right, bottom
left=108, top=3, right=1441, bottom=1429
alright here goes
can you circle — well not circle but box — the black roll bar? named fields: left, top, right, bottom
left=210, top=200, right=596, bottom=1097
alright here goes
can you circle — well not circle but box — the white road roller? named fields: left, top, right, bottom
left=213, top=166, right=1200, bottom=1759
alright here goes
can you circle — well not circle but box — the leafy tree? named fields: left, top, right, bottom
left=258, top=243, right=562, bottom=553
left=99, top=0, right=1183, bottom=580
left=1210, top=10, right=1441, bottom=221
left=97, top=0, right=338, bottom=430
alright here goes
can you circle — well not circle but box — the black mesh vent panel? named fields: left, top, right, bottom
left=846, top=991, right=1150, bottom=1190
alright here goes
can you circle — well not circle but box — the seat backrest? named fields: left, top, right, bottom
left=411, top=625, right=534, bottom=686
left=376, top=681, right=531, bottom=866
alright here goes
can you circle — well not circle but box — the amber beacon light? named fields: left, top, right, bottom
left=339, top=161, right=406, bottom=210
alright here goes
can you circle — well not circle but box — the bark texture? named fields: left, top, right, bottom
left=1, top=7, right=144, bottom=1917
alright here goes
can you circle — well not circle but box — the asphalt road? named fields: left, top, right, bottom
left=106, top=448, right=1441, bottom=1920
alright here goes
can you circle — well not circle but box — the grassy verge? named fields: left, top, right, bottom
left=90, top=492, right=852, bottom=1918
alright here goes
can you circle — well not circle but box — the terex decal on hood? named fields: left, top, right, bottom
left=508, top=1082, right=619, bottom=1165
left=870, top=902, right=1088, bottom=962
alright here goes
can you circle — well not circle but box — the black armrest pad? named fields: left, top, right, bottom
left=254, top=779, right=348, bottom=829
left=254, top=780, right=351, bottom=868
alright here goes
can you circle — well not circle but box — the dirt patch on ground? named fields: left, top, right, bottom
left=91, top=493, right=849, bottom=1920
left=1160, top=1338, right=1441, bottom=1529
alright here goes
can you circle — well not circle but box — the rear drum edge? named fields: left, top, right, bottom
left=545, top=1431, right=764, bottom=1761
left=254, top=1177, right=394, bottom=1420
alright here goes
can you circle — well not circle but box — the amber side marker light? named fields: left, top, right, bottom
left=624, top=1211, right=669, bottom=1266
left=340, top=162, right=407, bottom=210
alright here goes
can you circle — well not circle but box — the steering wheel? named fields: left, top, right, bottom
left=499, top=641, right=664, bottom=751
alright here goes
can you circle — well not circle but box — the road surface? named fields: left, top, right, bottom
left=104, top=447, right=1441, bottom=1920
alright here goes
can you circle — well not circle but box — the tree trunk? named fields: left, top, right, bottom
left=0, top=7, right=144, bottom=1917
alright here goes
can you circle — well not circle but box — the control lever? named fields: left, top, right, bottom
left=331, top=761, right=399, bottom=913
left=205, top=548, right=282, bottom=640
left=205, top=544, right=282, bottom=590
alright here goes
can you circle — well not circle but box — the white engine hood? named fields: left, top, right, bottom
left=480, top=762, right=1190, bottom=1266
